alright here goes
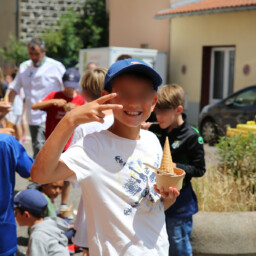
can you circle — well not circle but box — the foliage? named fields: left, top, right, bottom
left=192, top=133, right=256, bottom=211
left=0, top=35, right=28, bottom=66
left=216, top=133, right=256, bottom=192
left=42, top=8, right=83, bottom=68
left=75, top=0, right=109, bottom=49
left=0, top=1, right=109, bottom=68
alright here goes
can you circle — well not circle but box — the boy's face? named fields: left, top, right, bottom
left=41, top=180, right=64, bottom=201
left=14, top=208, right=27, bottom=226
left=154, top=107, right=179, bottom=129
left=63, top=87, right=76, bottom=98
left=108, top=75, right=158, bottom=128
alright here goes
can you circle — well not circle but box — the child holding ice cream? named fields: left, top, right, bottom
left=149, top=84, right=206, bottom=256
left=31, top=59, right=180, bottom=255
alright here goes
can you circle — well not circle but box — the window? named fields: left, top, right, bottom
left=233, top=88, right=256, bottom=107
left=210, top=47, right=235, bottom=104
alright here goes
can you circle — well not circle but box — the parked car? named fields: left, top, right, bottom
left=199, top=85, right=256, bottom=144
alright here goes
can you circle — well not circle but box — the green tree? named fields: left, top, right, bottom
left=0, top=34, right=28, bottom=66
left=42, top=8, right=82, bottom=67
left=75, top=0, right=109, bottom=48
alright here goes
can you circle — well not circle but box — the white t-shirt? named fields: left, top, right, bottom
left=70, top=114, right=114, bottom=147
left=61, top=129, right=168, bottom=256
left=71, top=114, right=114, bottom=248
left=9, top=57, right=65, bottom=125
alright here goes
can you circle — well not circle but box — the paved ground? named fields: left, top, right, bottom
left=15, top=135, right=218, bottom=255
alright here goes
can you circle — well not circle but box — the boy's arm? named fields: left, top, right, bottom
left=31, top=93, right=123, bottom=184
left=32, top=99, right=67, bottom=110
left=176, top=134, right=206, bottom=179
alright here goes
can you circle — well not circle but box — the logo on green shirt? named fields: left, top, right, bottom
left=198, top=136, right=204, bottom=144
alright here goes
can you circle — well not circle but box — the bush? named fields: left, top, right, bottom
left=216, top=133, right=256, bottom=192
left=192, top=133, right=256, bottom=211
left=0, top=35, right=28, bottom=66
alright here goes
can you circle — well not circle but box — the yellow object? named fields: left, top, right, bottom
left=226, top=121, right=256, bottom=137
left=160, top=137, right=174, bottom=173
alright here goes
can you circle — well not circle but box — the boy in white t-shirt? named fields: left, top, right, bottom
left=31, top=59, right=180, bottom=256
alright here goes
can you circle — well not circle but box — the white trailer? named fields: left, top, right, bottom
left=79, top=46, right=167, bottom=84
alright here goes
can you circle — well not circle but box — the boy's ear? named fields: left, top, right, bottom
left=101, top=90, right=109, bottom=96
left=150, top=95, right=158, bottom=112
left=24, top=211, right=31, bottom=219
left=101, top=90, right=111, bottom=103
left=176, top=105, right=183, bottom=115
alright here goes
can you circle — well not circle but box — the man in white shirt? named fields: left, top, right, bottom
left=8, top=38, right=66, bottom=157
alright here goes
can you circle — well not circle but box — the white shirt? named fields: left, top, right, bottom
left=9, top=57, right=65, bottom=125
left=70, top=115, right=114, bottom=248
left=70, top=114, right=114, bottom=147
left=61, top=129, right=168, bottom=256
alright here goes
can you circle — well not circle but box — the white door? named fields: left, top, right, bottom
left=209, top=47, right=235, bottom=104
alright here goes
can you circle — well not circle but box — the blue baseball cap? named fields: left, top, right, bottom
left=104, top=59, right=162, bottom=91
left=63, top=68, right=80, bottom=89
left=14, top=189, right=48, bottom=216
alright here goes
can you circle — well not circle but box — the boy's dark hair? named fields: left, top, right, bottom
left=16, top=206, right=46, bottom=219
left=115, top=54, right=132, bottom=62
left=156, top=84, right=185, bottom=110
left=105, top=71, right=154, bottom=93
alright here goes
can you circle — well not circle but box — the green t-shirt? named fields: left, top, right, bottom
left=43, top=194, right=57, bottom=217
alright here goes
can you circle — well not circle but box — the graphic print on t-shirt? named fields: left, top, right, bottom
left=115, top=155, right=162, bottom=216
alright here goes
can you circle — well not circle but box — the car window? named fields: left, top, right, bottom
left=233, top=88, right=256, bottom=107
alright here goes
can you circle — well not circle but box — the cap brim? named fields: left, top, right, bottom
left=104, top=64, right=162, bottom=91
left=63, top=81, right=79, bottom=89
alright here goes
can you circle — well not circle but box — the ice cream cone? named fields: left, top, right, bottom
left=60, top=204, right=72, bottom=218
left=6, top=120, right=15, bottom=129
left=156, top=167, right=185, bottom=191
left=160, top=137, right=174, bottom=173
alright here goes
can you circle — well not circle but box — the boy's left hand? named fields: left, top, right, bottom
left=154, top=184, right=180, bottom=210
left=154, top=184, right=180, bottom=199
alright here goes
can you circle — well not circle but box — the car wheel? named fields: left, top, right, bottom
left=201, top=120, right=218, bottom=145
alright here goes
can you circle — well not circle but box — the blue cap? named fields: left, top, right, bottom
left=104, top=59, right=162, bottom=91
left=14, top=189, right=48, bottom=216
left=63, top=68, right=80, bottom=89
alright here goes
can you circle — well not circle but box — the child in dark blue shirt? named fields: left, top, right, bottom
left=149, top=84, right=206, bottom=256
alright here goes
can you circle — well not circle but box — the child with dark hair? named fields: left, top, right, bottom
left=14, top=189, right=69, bottom=256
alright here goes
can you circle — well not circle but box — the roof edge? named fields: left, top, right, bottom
left=155, top=5, right=256, bottom=19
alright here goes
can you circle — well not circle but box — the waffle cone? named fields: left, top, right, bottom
left=6, top=120, right=15, bottom=129
left=160, top=137, right=174, bottom=173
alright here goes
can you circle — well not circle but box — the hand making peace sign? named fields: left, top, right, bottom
left=67, top=93, right=123, bottom=127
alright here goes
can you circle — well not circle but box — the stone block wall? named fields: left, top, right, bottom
left=19, top=0, right=86, bottom=42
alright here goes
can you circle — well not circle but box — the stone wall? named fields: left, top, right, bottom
left=19, top=0, right=86, bottom=42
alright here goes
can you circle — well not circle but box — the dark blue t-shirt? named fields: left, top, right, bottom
left=0, top=134, right=33, bottom=256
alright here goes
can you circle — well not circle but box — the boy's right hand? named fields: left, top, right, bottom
left=52, top=99, right=67, bottom=107
left=66, top=93, right=123, bottom=127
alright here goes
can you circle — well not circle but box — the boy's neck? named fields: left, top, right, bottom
left=167, top=114, right=184, bottom=133
left=109, top=119, right=140, bottom=140
left=63, top=90, right=77, bottom=98
left=29, top=217, right=44, bottom=227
